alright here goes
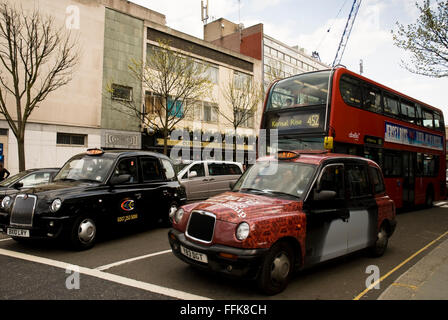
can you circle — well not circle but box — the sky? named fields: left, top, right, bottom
left=132, top=0, right=448, bottom=118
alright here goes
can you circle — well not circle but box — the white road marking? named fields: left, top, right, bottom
left=0, top=248, right=211, bottom=300
left=96, top=249, right=172, bottom=271
left=434, top=201, right=447, bottom=207
left=0, top=238, right=12, bottom=242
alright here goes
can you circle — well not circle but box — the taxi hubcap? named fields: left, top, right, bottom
left=270, top=252, right=290, bottom=283
left=78, top=219, right=96, bottom=244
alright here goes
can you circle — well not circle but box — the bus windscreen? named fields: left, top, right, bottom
left=266, top=71, right=331, bottom=110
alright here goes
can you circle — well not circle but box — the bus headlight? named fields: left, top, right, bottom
left=173, top=208, right=184, bottom=224
left=236, top=222, right=250, bottom=240
left=50, top=199, right=62, bottom=213
left=1, top=196, right=11, bottom=209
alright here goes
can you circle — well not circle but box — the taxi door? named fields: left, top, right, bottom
left=345, top=163, right=378, bottom=252
left=138, top=156, right=167, bottom=223
left=107, top=157, right=144, bottom=225
left=304, top=163, right=349, bottom=266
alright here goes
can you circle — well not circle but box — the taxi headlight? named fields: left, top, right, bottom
left=173, top=208, right=184, bottom=224
left=50, top=198, right=62, bottom=213
left=236, top=222, right=250, bottom=241
left=1, top=196, right=11, bottom=209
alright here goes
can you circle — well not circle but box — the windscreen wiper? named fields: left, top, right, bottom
left=262, top=189, right=300, bottom=199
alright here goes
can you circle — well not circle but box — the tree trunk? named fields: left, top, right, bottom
left=163, top=128, right=168, bottom=156
left=17, top=135, right=25, bottom=172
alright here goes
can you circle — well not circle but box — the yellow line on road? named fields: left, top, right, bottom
left=353, top=230, right=448, bottom=300
left=391, top=282, right=418, bottom=290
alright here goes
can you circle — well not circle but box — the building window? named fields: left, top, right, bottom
left=203, top=102, right=218, bottom=123
left=145, top=92, right=163, bottom=114
left=168, top=98, right=183, bottom=118
left=57, top=133, right=87, bottom=146
left=236, top=109, right=254, bottom=128
left=233, top=71, right=252, bottom=90
left=111, top=84, right=133, bottom=102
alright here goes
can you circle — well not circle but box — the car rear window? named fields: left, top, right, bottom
left=369, top=166, right=385, bottom=194
left=141, top=157, right=163, bottom=181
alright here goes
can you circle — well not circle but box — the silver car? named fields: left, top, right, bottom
left=176, top=161, right=243, bottom=201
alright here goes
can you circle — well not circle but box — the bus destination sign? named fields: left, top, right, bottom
left=384, top=121, right=443, bottom=151
left=266, top=112, right=323, bottom=131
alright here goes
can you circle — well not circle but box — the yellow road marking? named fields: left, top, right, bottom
left=353, top=230, right=448, bottom=300
left=391, top=282, right=418, bottom=290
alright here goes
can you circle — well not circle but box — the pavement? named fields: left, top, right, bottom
left=378, top=236, right=448, bottom=300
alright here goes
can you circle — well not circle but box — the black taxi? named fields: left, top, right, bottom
left=0, top=149, right=186, bottom=250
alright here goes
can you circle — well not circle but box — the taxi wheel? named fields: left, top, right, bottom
left=369, top=225, right=389, bottom=257
left=69, top=216, right=97, bottom=250
left=257, top=242, right=294, bottom=295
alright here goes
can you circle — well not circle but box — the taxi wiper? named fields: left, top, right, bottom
left=239, top=187, right=266, bottom=194
left=262, top=189, right=300, bottom=199
left=77, top=179, right=101, bottom=183
left=55, top=178, right=77, bottom=182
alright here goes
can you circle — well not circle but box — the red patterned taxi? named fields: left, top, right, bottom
left=168, top=151, right=396, bottom=294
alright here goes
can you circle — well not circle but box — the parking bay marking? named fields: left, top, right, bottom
left=0, top=248, right=210, bottom=300
left=353, top=230, right=448, bottom=300
left=95, top=249, right=172, bottom=271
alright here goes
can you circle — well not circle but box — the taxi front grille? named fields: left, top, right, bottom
left=186, top=211, right=216, bottom=243
left=10, top=195, right=37, bottom=227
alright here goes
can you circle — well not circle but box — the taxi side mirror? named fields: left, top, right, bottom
left=314, top=190, right=336, bottom=201
left=188, top=171, right=197, bottom=179
left=109, top=174, right=131, bottom=185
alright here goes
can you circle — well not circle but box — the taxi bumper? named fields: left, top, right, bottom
left=168, top=228, right=268, bottom=279
left=0, top=211, right=72, bottom=239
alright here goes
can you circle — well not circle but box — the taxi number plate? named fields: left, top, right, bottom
left=180, top=245, right=208, bottom=264
left=7, top=228, right=30, bottom=238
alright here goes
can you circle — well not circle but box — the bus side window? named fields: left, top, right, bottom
left=383, top=151, right=402, bottom=177
left=434, top=111, right=443, bottom=131
left=362, top=84, right=382, bottom=113
left=340, top=75, right=362, bottom=107
left=384, top=95, right=400, bottom=116
left=416, top=153, right=424, bottom=177
left=415, top=104, right=423, bottom=126
left=423, top=109, right=434, bottom=128
left=400, top=100, right=416, bottom=124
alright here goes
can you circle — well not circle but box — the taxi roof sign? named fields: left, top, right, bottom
left=277, top=151, right=299, bottom=160
left=86, top=148, right=104, bottom=156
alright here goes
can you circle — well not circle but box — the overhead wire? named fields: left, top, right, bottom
left=314, top=0, right=349, bottom=53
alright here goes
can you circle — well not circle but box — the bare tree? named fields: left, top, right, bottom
left=393, top=0, right=448, bottom=77
left=0, top=2, right=79, bottom=171
left=108, top=39, right=213, bottom=155
left=219, top=73, right=263, bottom=160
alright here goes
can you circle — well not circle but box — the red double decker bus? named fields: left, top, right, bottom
left=261, top=67, right=446, bottom=208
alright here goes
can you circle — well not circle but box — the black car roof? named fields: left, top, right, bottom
left=81, top=149, right=172, bottom=161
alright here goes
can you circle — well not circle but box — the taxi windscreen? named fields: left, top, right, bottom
left=233, top=161, right=316, bottom=199
left=54, top=156, right=115, bottom=183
